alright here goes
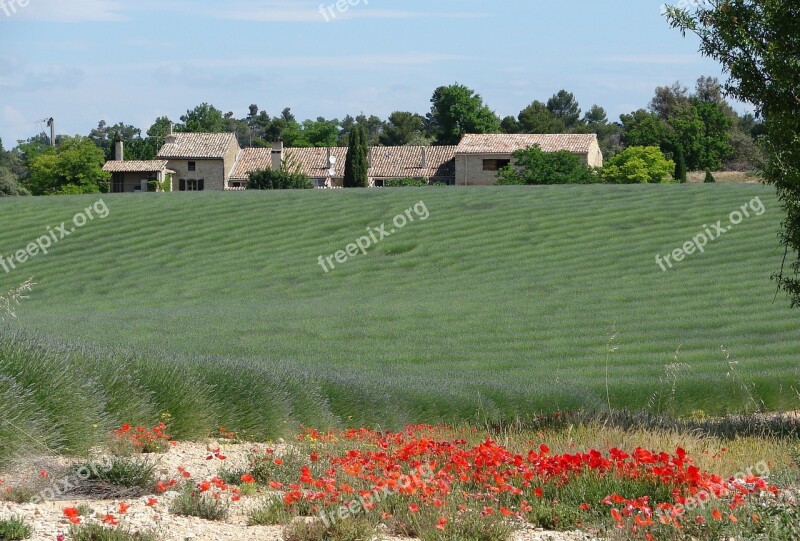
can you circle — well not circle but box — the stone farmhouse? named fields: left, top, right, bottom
left=103, top=126, right=602, bottom=192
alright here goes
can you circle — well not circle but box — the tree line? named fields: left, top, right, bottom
left=0, top=77, right=762, bottom=196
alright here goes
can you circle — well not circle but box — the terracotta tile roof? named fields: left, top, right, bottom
left=157, top=133, right=238, bottom=159
left=456, top=134, right=598, bottom=154
left=102, top=160, right=172, bottom=173
left=229, top=148, right=274, bottom=180
left=285, top=147, right=349, bottom=179
left=229, top=146, right=457, bottom=181
left=368, top=146, right=457, bottom=179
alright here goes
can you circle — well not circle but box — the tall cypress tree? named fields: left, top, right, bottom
left=674, top=147, right=687, bottom=183
left=343, top=129, right=358, bottom=188
left=355, top=126, right=369, bottom=187
left=345, top=126, right=368, bottom=188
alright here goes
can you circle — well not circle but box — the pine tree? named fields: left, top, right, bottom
left=704, top=169, right=716, bottom=183
left=674, top=147, right=687, bottom=183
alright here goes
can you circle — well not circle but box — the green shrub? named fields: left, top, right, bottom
left=248, top=496, right=293, bottom=526
left=704, top=169, right=716, bottom=183
left=600, top=146, right=675, bottom=184
left=383, top=177, right=429, bottom=187
left=283, top=518, right=375, bottom=541
left=496, top=144, right=596, bottom=185
left=67, top=524, right=158, bottom=541
left=70, top=456, right=155, bottom=492
left=0, top=484, right=38, bottom=504
left=0, top=168, right=29, bottom=197
left=169, top=484, right=229, bottom=521
left=248, top=168, right=312, bottom=190
left=0, top=516, right=32, bottom=540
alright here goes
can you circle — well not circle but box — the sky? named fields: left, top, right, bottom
left=0, top=0, right=738, bottom=146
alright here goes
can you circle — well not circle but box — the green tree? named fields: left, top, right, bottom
left=178, top=103, right=226, bottom=133
left=496, top=145, right=596, bottom=185
left=343, top=126, right=368, bottom=188
left=380, top=112, right=430, bottom=145
left=692, top=98, right=732, bottom=170
left=26, top=136, right=110, bottom=195
left=620, top=109, right=671, bottom=149
left=428, top=84, right=501, bottom=145
left=649, top=82, right=690, bottom=120
left=600, top=146, right=676, bottom=184
left=281, top=117, right=340, bottom=148
left=518, top=101, right=561, bottom=133
left=500, top=115, right=521, bottom=134
left=0, top=167, right=29, bottom=196
left=546, top=90, right=582, bottom=129
left=704, top=169, right=716, bottom=183
left=339, top=114, right=384, bottom=146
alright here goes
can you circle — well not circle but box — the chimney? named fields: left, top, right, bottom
left=271, top=139, right=284, bottom=171
left=47, top=118, right=55, bottom=146
left=165, top=122, right=177, bottom=144
left=114, top=136, right=124, bottom=161
left=421, top=147, right=428, bottom=169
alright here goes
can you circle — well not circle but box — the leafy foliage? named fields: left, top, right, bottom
left=600, top=146, right=676, bottom=184
left=68, top=524, right=158, bottom=541
left=496, top=144, right=596, bottom=185
left=0, top=516, right=32, bottom=540
left=25, top=136, right=110, bottom=195
left=0, top=168, right=29, bottom=197
left=248, top=168, right=312, bottom=190
left=428, top=84, right=501, bottom=144
left=384, top=177, right=429, bottom=187
left=381, top=112, right=430, bottom=146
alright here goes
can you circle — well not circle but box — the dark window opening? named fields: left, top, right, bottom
left=112, top=173, right=124, bottom=193
left=186, top=179, right=205, bottom=192
left=483, top=159, right=511, bottom=172
left=188, top=161, right=196, bottom=172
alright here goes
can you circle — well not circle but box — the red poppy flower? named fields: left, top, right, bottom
left=241, top=474, right=255, bottom=484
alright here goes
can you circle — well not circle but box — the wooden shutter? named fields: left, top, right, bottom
left=198, top=179, right=205, bottom=191
left=179, top=179, right=186, bottom=191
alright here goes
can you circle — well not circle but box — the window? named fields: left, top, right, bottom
left=112, top=173, right=124, bottom=193
left=483, top=159, right=510, bottom=171
left=185, top=179, right=205, bottom=192
left=188, top=161, right=196, bottom=172
left=373, top=179, right=385, bottom=187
